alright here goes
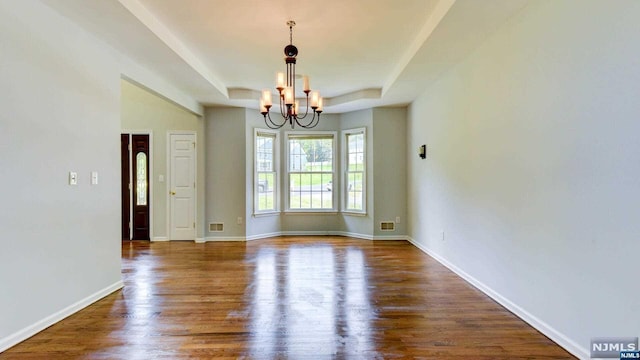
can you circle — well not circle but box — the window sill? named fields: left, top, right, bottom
left=253, top=211, right=280, bottom=218
left=342, top=211, right=367, bottom=217
left=284, top=210, right=338, bottom=215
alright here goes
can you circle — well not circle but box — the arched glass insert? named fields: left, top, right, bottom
left=136, top=152, right=147, bottom=206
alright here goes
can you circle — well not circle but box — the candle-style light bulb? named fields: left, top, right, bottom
left=316, top=97, right=323, bottom=112
left=260, top=99, right=267, bottom=114
left=276, top=72, right=285, bottom=91
left=303, top=76, right=310, bottom=92
left=310, top=91, right=319, bottom=108
left=262, top=90, right=272, bottom=107
left=284, top=87, right=294, bottom=105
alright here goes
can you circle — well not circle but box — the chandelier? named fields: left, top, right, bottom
left=260, top=20, right=323, bottom=129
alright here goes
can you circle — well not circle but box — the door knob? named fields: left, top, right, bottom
left=170, top=191, right=176, bottom=195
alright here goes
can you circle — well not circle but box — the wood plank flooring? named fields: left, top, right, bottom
left=1, top=237, right=575, bottom=359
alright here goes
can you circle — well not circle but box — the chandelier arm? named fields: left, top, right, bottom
left=296, top=111, right=321, bottom=129
left=293, top=93, right=312, bottom=120
left=264, top=111, right=286, bottom=129
left=296, top=116, right=317, bottom=129
left=279, top=96, right=288, bottom=118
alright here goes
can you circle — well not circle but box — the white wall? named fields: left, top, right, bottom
left=373, top=108, right=407, bottom=238
left=121, top=79, right=205, bottom=240
left=205, top=107, right=247, bottom=240
left=407, top=0, right=640, bottom=357
left=338, top=108, right=408, bottom=239
left=207, top=107, right=408, bottom=240
left=0, top=1, right=122, bottom=350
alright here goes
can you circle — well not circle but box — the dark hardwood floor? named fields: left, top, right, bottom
left=1, top=237, right=575, bottom=359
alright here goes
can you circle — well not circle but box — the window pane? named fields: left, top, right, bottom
left=256, top=132, right=277, bottom=213
left=291, top=137, right=333, bottom=171
left=345, top=131, right=365, bottom=211
left=288, top=135, right=334, bottom=210
left=289, top=139, right=305, bottom=171
left=136, top=152, right=147, bottom=206
left=257, top=134, right=274, bottom=172
left=257, top=172, right=275, bottom=211
left=347, top=172, right=363, bottom=210
left=289, top=173, right=302, bottom=209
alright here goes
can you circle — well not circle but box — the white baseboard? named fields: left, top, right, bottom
left=170, top=233, right=408, bottom=243
left=0, top=280, right=124, bottom=353
left=226, top=232, right=408, bottom=242
left=152, top=236, right=168, bottom=242
left=372, top=234, right=407, bottom=240
left=406, top=237, right=588, bottom=359
left=246, top=232, right=282, bottom=241
left=280, top=231, right=332, bottom=236
left=330, top=231, right=372, bottom=240
left=203, top=236, right=247, bottom=242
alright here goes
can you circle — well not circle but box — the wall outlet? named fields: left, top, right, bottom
left=237, top=217, right=243, bottom=225
left=395, top=216, right=401, bottom=224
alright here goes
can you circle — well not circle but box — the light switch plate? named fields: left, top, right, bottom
left=91, top=171, right=98, bottom=185
left=69, top=171, right=78, bottom=185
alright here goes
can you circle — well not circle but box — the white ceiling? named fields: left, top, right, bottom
left=41, top=0, right=530, bottom=113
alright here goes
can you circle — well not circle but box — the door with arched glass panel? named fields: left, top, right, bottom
left=131, top=134, right=150, bottom=240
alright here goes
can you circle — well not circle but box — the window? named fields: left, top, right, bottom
left=344, top=128, right=366, bottom=213
left=286, top=132, right=335, bottom=211
left=255, top=129, right=279, bottom=213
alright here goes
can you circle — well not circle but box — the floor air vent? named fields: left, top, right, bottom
left=209, top=223, right=224, bottom=232
left=380, top=221, right=395, bottom=231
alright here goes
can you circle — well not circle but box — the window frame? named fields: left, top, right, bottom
left=254, top=128, right=280, bottom=215
left=342, top=127, right=367, bottom=215
left=284, top=131, right=337, bottom=213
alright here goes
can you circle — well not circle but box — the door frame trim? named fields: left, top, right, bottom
left=122, top=129, right=154, bottom=241
left=120, top=134, right=131, bottom=240
left=166, top=130, right=198, bottom=240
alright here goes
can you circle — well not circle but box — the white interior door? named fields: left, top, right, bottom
left=169, top=133, right=196, bottom=240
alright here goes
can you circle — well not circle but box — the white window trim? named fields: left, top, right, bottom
left=342, top=127, right=367, bottom=215
left=254, top=128, right=280, bottom=215
left=284, top=131, right=337, bottom=213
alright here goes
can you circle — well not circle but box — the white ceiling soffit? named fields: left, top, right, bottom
left=117, top=0, right=228, bottom=98
left=380, top=0, right=531, bottom=108
left=41, top=0, right=530, bottom=113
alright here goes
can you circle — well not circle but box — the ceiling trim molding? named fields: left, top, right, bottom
left=228, top=88, right=261, bottom=100
left=326, top=89, right=382, bottom=107
left=228, top=88, right=381, bottom=112
left=117, top=0, right=229, bottom=99
left=382, top=0, right=456, bottom=97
